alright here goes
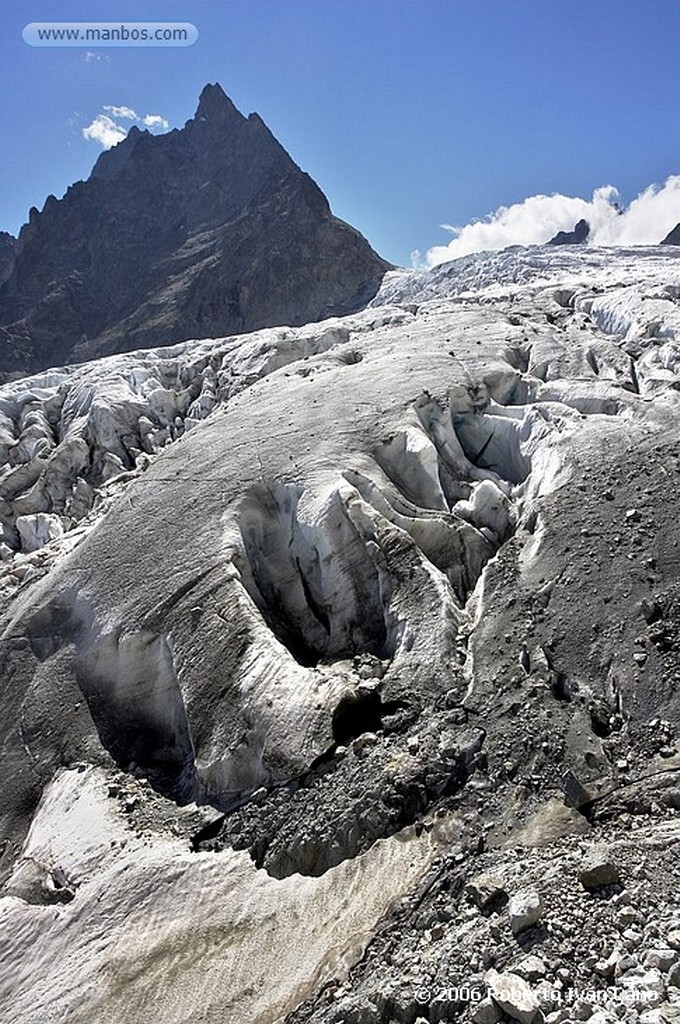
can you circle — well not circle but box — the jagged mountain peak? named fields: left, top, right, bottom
left=548, top=217, right=590, bottom=246
left=89, top=122, right=148, bottom=182
left=194, top=81, right=245, bottom=124
left=0, top=85, right=390, bottom=381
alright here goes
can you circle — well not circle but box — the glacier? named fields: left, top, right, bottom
left=0, top=244, right=679, bottom=1023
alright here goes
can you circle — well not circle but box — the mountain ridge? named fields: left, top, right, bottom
left=0, top=83, right=390, bottom=381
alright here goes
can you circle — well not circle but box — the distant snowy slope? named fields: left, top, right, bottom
left=375, top=245, right=680, bottom=395
left=375, top=244, right=680, bottom=305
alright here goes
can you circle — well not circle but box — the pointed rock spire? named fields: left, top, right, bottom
left=0, top=83, right=389, bottom=379
left=194, top=83, right=245, bottom=125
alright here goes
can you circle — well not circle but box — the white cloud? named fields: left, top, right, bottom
left=82, top=105, right=171, bottom=149
left=104, top=105, right=138, bottom=120
left=426, top=178, right=680, bottom=267
left=82, top=114, right=127, bottom=149
left=592, top=176, right=680, bottom=246
left=143, top=114, right=169, bottom=129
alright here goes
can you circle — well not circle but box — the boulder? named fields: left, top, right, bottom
left=466, top=873, right=508, bottom=911
left=485, top=969, right=541, bottom=1024
left=508, top=890, right=544, bottom=935
left=578, top=846, right=621, bottom=889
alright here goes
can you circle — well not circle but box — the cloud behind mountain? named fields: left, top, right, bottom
left=426, top=176, right=680, bottom=266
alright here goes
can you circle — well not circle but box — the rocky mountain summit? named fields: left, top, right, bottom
left=548, top=219, right=590, bottom=246
left=0, top=245, right=679, bottom=1024
left=0, top=84, right=390, bottom=382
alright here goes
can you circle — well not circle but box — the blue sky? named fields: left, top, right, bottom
left=2, top=0, right=680, bottom=266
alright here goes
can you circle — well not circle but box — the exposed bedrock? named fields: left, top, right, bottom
left=547, top=217, right=590, bottom=246
left=0, top=85, right=390, bottom=380
left=661, top=221, right=680, bottom=245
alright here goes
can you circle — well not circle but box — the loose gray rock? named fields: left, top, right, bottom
left=617, top=966, right=666, bottom=1008
left=466, top=873, right=508, bottom=911
left=512, top=955, right=548, bottom=982
left=471, top=996, right=503, bottom=1024
left=643, top=949, right=679, bottom=973
left=485, top=968, right=541, bottom=1024
left=508, top=889, right=544, bottom=934
left=579, top=846, right=621, bottom=889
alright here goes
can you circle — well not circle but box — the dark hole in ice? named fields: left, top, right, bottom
left=503, top=345, right=530, bottom=374
left=338, top=349, right=364, bottom=365
left=589, top=701, right=612, bottom=738
left=238, top=482, right=392, bottom=668
left=190, top=814, right=226, bottom=852
left=279, top=631, right=324, bottom=668
left=586, top=349, right=600, bottom=376
left=332, top=689, right=383, bottom=744
left=75, top=630, right=198, bottom=805
left=296, top=559, right=331, bottom=634
left=551, top=672, right=572, bottom=702
left=452, top=413, right=531, bottom=485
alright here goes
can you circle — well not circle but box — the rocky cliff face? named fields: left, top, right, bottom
left=0, top=231, right=16, bottom=285
left=0, top=84, right=390, bottom=381
left=0, top=245, right=679, bottom=1023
